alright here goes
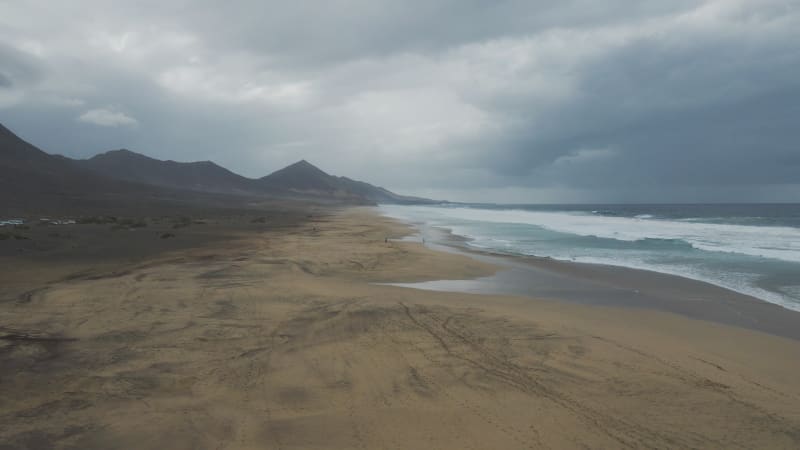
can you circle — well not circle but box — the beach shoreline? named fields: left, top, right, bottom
left=381, top=213, right=800, bottom=341
left=2, top=205, right=799, bottom=449
left=377, top=202, right=800, bottom=314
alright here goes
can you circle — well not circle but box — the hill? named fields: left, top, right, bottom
left=257, top=160, right=437, bottom=204
left=0, top=123, right=138, bottom=212
left=0, top=124, right=264, bottom=215
left=0, top=122, right=438, bottom=212
left=75, top=149, right=436, bottom=205
left=75, top=150, right=260, bottom=195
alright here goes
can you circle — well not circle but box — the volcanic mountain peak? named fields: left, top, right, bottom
left=0, top=122, right=438, bottom=207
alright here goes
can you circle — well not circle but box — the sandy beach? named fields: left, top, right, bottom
left=2, top=207, right=800, bottom=449
left=391, top=226, right=800, bottom=341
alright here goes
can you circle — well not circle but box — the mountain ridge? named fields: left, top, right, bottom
left=256, top=159, right=437, bottom=204
left=0, top=123, right=201, bottom=214
left=1, top=122, right=439, bottom=207
left=77, top=149, right=260, bottom=195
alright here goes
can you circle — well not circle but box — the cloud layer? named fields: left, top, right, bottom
left=1, top=0, right=798, bottom=202
left=78, top=108, right=138, bottom=127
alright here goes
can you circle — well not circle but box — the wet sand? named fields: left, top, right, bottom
left=390, top=226, right=800, bottom=341
left=2, top=207, right=800, bottom=449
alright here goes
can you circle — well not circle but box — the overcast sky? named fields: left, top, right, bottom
left=1, top=0, right=799, bottom=202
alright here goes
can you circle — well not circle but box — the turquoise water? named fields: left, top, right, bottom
left=379, top=203, right=800, bottom=311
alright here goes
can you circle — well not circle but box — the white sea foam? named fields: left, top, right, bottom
left=378, top=204, right=800, bottom=311
left=564, top=255, right=800, bottom=312
left=383, top=205, right=800, bottom=264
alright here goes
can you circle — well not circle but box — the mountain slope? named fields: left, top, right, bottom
left=0, top=123, right=132, bottom=205
left=255, top=160, right=369, bottom=203
left=76, top=149, right=259, bottom=195
left=257, top=160, right=438, bottom=204
left=335, top=176, right=438, bottom=204
left=78, top=153, right=429, bottom=204
left=1, top=122, right=438, bottom=211
left=0, top=124, right=257, bottom=215
left=1, top=123, right=80, bottom=177
left=257, top=160, right=341, bottom=193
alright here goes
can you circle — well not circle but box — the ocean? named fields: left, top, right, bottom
left=379, top=203, right=800, bottom=312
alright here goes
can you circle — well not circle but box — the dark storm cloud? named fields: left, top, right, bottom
left=0, top=0, right=798, bottom=201
left=0, top=43, right=43, bottom=79
left=182, top=0, right=700, bottom=69
left=571, top=87, right=800, bottom=188
left=0, top=73, right=11, bottom=88
left=451, top=3, right=800, bottom=197
left=0, top=42, right=48, bottom=109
